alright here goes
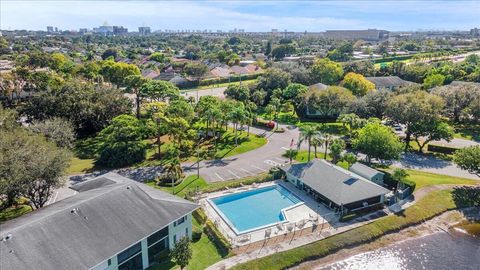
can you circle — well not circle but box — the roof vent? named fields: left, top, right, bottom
left=126, top=185, right=131, bottom=190
left=71, top=208, right=78, bottom=214
left=2, top=234, right=12, bottom=241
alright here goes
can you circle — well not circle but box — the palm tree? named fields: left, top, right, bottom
left=164, top=150, right=183, bottom=194
left=284, top=149, right=298, bottom=164
left=322, top=133, right=333, bottom=160
left=311, top=136, right=324, bottom=158
left=299, top=126, right=318, bottom=162
left=229, top=106, right=247, bottom=145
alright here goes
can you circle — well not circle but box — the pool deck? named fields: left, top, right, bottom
left=200, top=180, right=337, bottom=249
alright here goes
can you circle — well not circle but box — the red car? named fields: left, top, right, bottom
left=266, top=121, right=276, bottom=129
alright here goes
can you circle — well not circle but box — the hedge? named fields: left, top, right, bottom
left=204, top=220, right=232, bottom=253
left=427, top=144, right=459, bottom=155
left=193, top=209, right=208, bottom=225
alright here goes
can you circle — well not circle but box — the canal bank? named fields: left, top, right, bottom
left=292, top=208, right=480, bottom=270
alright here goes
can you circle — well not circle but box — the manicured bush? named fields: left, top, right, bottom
left=427, top=144, right=458, bottom=154
left=192, top=228, right=203, bottom=242
left=452, top=186, right=480, bottom=207
left=193, top=209, right=208, bottom=225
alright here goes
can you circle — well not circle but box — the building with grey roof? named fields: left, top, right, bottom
left=281, top=159, right=389, bottom=212
left=365, top=76, right=415, bottom=90
left=349, top=162, right=385, bottom=185
left=0, top=173, right=198, bottom=270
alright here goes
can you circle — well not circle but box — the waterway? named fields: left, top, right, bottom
left=321, top=230, right=480, bottom=270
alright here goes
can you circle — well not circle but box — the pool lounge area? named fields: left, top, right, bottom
left=201, top=181, right=335, bottom=247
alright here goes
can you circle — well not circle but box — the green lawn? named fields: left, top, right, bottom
left=148, top=175, right=208, bottom=197
left=67, top=157, right=95, bottom=175
left=293, top=150, right=331, bottom=163
left=215, top=131, right=267, bottom=159
left=231, top=188, right=460, bottom=270
left=452, top=123, right=480, bottom=142
left=404, top=169, right=478, bottom=190
left=0, top=204, right=31, bottom=222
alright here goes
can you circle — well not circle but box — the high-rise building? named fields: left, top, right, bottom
left=138, top=26, right=151, bottom=35
left=324, top=29, right=389, bottom=41
left=471, top=28, right=479, bottom=37
left=113, top=26, right=128, bottom=35
left=47, top=26, right=54, bottom=33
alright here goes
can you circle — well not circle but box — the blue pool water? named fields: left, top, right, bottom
left=210, top=185, right=302, bottom=233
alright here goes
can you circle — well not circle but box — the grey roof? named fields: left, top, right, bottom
left=0, top=173, right=198, bottom=270
left=449, top=81, right=480, bottom=87
left=283, top=159, right=389, bottom=206
left=349, top=162, right=385, bottom=179
left=365, top=76, right=414, bottom=89
left=309, top=82, right=328, bottom=91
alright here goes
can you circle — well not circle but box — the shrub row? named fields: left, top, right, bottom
left=204, top=220, right=232, bottom=253
left=200, top=173, right=274, bottom=194
left=427, top=144, right=459, bottom=155
left=231, top=189, right=458, bottom=270
left=193, top=209, right=208, bottom=225
left=452, top=186, right=480, bottom=207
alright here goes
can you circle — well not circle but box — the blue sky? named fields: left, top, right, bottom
left=1, top=1, right=479, bottom=32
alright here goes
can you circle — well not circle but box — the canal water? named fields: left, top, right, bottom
left=320, top=231, right=480, bottom=270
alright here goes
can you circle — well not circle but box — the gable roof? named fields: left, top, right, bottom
left=365, top=76, right=414, bottom=89
left=283, top=159, right=389, bottom=206
left=309, top=82, right=328, bottom=91
left=0, top=173, right=198, bottom=270
left=349, top=162, right=384, bottom=179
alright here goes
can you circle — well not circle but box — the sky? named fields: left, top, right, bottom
left=1, top=1, right=479, bottom=32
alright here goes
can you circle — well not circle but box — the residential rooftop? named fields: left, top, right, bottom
left=0, top=173, right=198, bottom=270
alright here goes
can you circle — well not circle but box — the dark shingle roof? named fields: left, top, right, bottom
left=365, top=76, right=414, bottom=89
left=349, top=162, right=384, bottom=180
left=0, top=173, right=198, bottom=270
left=283, top=160, right=389, bottom=206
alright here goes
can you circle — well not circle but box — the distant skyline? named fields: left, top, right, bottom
left=1, top=1, right=479, bottom=32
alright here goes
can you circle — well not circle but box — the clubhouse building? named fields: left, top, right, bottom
left=282, top=159, right=390, bottom=212
left=0, top=173, right=198, bottom=270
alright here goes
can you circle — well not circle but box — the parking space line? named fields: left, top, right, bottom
left=214, top=173, right=225, bottom=181
left=228, top=170, right=241, bottom=179
left=240, top=168, right=254, bottom=175
left=275, top=157, right=287, bottom=162
left=251, top=165, right=266, bottom=172
left=51, top=191, right=59, bottom=204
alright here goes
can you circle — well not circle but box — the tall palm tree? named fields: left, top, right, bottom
left=311, top=135, right=324, bottom=158
left=284, top=149, right=298, bottom=164
left=164, top=151, right=183, bottom=194
left=322, top=133, right=333, bottom=160
left=229, top=106, right=247, bottom=145
left=299, top=126, right=318, bottom=162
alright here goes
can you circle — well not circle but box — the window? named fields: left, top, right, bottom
left=173, top=234, right=177, bottom=244
left=147, top=226, right=168, bottom=246
left=148, top=238, right=169, bottom=263
left=185, top=228, right=188, bottom=237
left=107, top=259, right=111, bottom=266
left=118, top=253, right=143, bottom=270
left=117, top=242, right=142, bottom=265
left=174, top=216, right=186, bottom=226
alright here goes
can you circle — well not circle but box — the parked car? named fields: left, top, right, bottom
left=266, top=121, right=276, bottom=129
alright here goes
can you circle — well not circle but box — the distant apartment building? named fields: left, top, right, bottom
left=471, top=28, right=479, bottom=37
left=79, top=28, right=88, bottom=34
left=113, top=26, right=128, bottom=35
left=46, top=26, right=54, bottom=33
left=94, top=25, right=114, bottom=35
left=324, top=29, right=389, bottom=41
left=138, top=26, right=151, bottom=35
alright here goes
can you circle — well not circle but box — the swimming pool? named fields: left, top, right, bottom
left=209, top=185, right=303, bottom=234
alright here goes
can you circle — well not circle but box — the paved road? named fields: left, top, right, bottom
left=392, top=152, right=479, bottom=180
left=430, top=138, right=479, bottom=148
